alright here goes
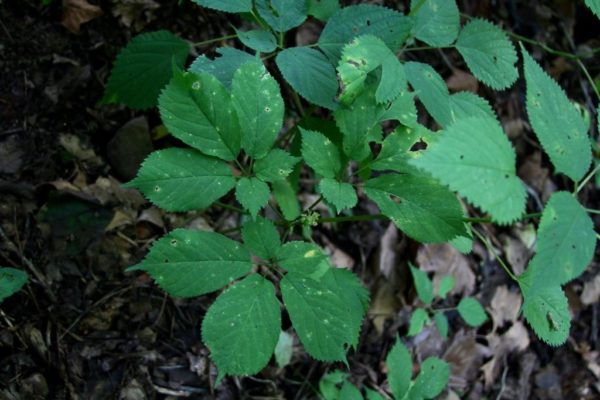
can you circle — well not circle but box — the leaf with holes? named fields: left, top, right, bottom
left=457, top=297, right=488, bottom=327
left=126, top=148, right=235, bottom=212
left=235, top=177, right=270, bottom=218
left=189, top=48, right=254, bottom=88
left=128, top=229, right=252, bottom=297
left=159, top=70, right=241, bottom=160
left=410, top=0, right=459, bottom=47
left=411, top=116, right=526, bottom=224
left=254, top=149, right=300, bottom=182
left=232, top=61, right=284, bottom=159
left=521, top=45, right=591, bottom=181
left=371, top=124, right=435, bottom=174
left=318, top=178, right=358, bottom=213
left=202, top=274, right=280, bottom=382
left=191, top=0, right=252, bottom=12
left=241, top=217, right=281, bottom=260
left=521, top=284, right=570, bottom=346
left=364, top=173, right=467, bottom=243
left=103, top=30, right=190, bottom=109
left=256, top=0, right=307, bottom=32
left=0, top=268, right=28, bottom=304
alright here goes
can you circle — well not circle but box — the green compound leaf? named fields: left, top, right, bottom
left=456, top=19, right=518, bottom=90
left=521, top=285, right=570, bottom=346
left=281, top=270, right=359, bottom=362
left=241, top=217, right=281, bottom=260
left=411, top=357, right=450, bottom=399
left=254, top=149, right=300, bottom=182
left=318, top=178, right=358, bottom=213
left=276, top=241, right=328, bottom=276
left=405, top=61, right=451, bottom=127
left=256, top=0, right=307, bottom=32
left=235, top=177, right=270, bottom=218
left=126, top=148, right=235, bottom=212
left=276, top=47, right=339, bottom=110
left=434, top=312, right=449, bottom=339
left=318, top=4, right=414, bottom=62
left=371, top=124, right=435, bottom=174
left=129, top=229, right=252, bottom=297
left=335, top=84, right=384, bottom=160
left=407, top=308, right=429, bottom=336
left=410, top=0, right=459, bottom=47
left=437, top=276, right=455, bottom=299
left=521, top=45, right=591, bottom=181
left=411, top=116, right=526, bottom=224
left=457, top=297, right=488, bottom=327
left=526, top=192, right=596, bottom=288
left=585, top=0, right=600, bottom=18
left=300, top=127, right=342, bottom=178
left=364, top=173, right=467, bottom=243
left=337, top=35, right=406, bottom=105
left=190, top=0, right=252, bottom=12
left=235, top=28, right=277, bottom=53
left=103, top=30, right=190, bottom=110
left=449, top=91, right=497, bottom=123
left=308, top=0, right=340, bottom=21
left=159, top=70, right=240, bottom=160
left=272, top=179, right=301, bottom=221
left=0, top=268, right=28, bottom=304
left=232, top=61, right=284, bottom=159
left=409, top=263, right=434, bottom=305
left=386, top=338, right=412, bottom=399
left=202, top=274, right=280, bottom=381
left=189, top=48, right=254, bottom=88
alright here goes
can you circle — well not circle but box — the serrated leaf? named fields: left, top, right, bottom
left=272, top=179, right=301, bottom=221
left=189, top=48, right=255, bottom=88
left=190, top=0, right=251, bottom=12
left=235, top=177, right=270, bottom=218
left=371, top=125, right=435, bottom=174
left=410, top=0, right=459, bottom=47
left=521, top=285, right=570, bottom=346
left=0, top=268, right=28, bottom=303
left=437, top=276, right=455, bottom=299
left=126, top=148, right=235, bottom=212
left=386, top=338, right=413, bottom=399
left=521, top=45, right=591, bottom=181
left=411, top=116, right=526, bottom=224
left=276, top=47, right=339, bottom=110
left=318, top=4, right=414, bottom=62
left=159, top=70, right=240, bottom=160
left=433, top=312, right=449, bottom=339
left=256, top=0, right=307, bottom=32
left=365, top=388, right=385, bottom=400
left=456, top=19, right=518, bottom=90
left=449, top=91, right=497, bottom=123
left=241, top=217, right=280, bottom=260
left=409, top=263, right=434, bottom=305
left=235, top=28, right=277, bottom=53
left=450, top=231, right=474, bottom=254
left=364, top=173, right=467, bottom=243
left=318, top=178, right=357, bottom=213
left=524, top=192, right=595, bottom=288
left=308, top=0, right=340, bottom=21
left=129, top=229, right=251, bottom=297
left=254, top=149, right=300, bottom=182
left=405, top=61, right=451, bottom=127
left=407, top=308, right=429, bottom=336
left=276, top=241, right=328, bottom=275
left=103, top=30, right=189, bottom=109
left=320, top=370, right=347, bottom=400
left=337, top=35, right=406, bottom=104
left=281, top=271, right=358, bottom=361
left=340, top=382, right=363, bottom=400
left=335, top=84, right=384, bottom=160
left=202, top=274, right=280, bottom=380
left=457, top=297, right=488, bottom=327
left=274, top=331, right=294, bottom=368
left=411, top=357, right=450, bottom=399
left=586, top=0, right=600, bottom=18
left=379, top=90, right=418, bottom=127
left=232, top=61, right=284, bottom=159
left=300, top=127, right=342, bottom=178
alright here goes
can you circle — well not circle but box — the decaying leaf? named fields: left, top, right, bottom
left=61, top=0, right=103, bottom=34
left=417, top=243, right=475, bottom=296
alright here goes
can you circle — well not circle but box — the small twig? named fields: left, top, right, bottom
left=193, top=34, right=237, bottom=47
left=575, top=163, right=600, bottom=194
left=472, top=228, right=518, bottom=282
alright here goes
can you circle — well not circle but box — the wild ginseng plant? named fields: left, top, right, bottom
left=103, top=0, right=599, bottom=383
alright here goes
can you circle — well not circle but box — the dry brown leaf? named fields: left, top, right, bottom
left=446, top=69, right=479, bottom=93
left=112, top=0, right=159, bottom=31
left=581, top=273, right=600, bottom=306
left=489, top=285, right=522, bottom=330
left=376, top=223, right=399, bottom=279
left=482, top=322, right=530, bottom=387
left=369, top=281, right=400, bottom=334
left=61, top=0, right=103, bottom=34
left=417, top=244, right=475, bottom=296
left=443, top=330, right=490, bottom=392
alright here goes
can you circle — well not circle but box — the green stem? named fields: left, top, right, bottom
left=403, top=45, right=451, bottom=52
left=472, top=228, right=518, bottom=282
left=409, top=0, right=427, bottom=16
left=215, top=201, right=246, bottom=214
left=463, top=212, right=542, bottom=224
left=575, top=58, right=600, bottom=101
left=318, top=214, right=388, bottom=224
left=193, top=34, right=237, bottom=47
left=575, top=163, right=600, bottom=194
left=587, top=209, right=600, bottom=215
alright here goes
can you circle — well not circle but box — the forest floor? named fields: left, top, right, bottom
left=1, top=0, right=600, bottom=399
